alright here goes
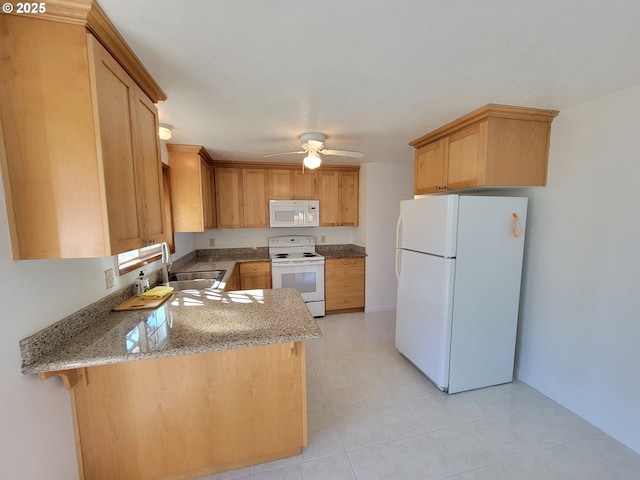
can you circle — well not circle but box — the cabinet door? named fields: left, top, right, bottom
left=132, top=86, right=165, bottom=245
left=201, top=159, right=216, bottom=230
left=414, top=140, right=446, bottom=194
left=293, top=170, right=318, bottom=199
left=240, top=262, right=272, bottom=290
left=215, top=167, right=243, bottom=228
left=338, top=171, right=359, bottom=226
left=268, top=169, right=294, bottom=200
left=446, top=122, right=485, bottom=190
left=325, top=258, right=365, bottom=311
left=242, top=168, right=269, bottom=228
left=240, top=272, right=271, bottom=290
left=89, top=36, right=144, bottom=254
left=319, top=171, right=339, bottom=226
left=224, top=263, right=241, bottom=291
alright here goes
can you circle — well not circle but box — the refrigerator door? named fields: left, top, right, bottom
left=395, top=248, right=455, bottom=391
left=447, top=196, right=528, bottom=393
left=398, top=195, right=459, bottom=257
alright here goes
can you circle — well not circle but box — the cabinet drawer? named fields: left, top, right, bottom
left=240, top=262, right=271, bottom=274
left=325, top=258, right=365, bottom=278
left=326, top=258, right=364, bottom=268
left=326, top=278, right=364, bottom=294
left=326, top=292, right=365, bottom=311
left=326, top=266, right=365, bottom=279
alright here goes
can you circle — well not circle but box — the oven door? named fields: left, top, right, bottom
left=271, top=261, right=325, bottom=303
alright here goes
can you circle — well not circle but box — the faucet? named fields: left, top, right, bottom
left=161, top=241, right=172, bottom=284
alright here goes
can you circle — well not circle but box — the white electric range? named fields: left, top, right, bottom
left=269, top=235, right=325, bottom=317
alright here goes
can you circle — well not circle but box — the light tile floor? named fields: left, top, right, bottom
left=199, top=311, right=640, bottom=480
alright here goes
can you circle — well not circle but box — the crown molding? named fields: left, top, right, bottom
left=13, top=0, right=166, bottom=103
left=410, top=104, right=559, bottom=148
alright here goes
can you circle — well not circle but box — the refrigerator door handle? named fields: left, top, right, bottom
left=395, top=215, right=402, bottom=281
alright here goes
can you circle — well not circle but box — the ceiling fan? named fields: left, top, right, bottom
left=264, top=133, right=363, bottom=169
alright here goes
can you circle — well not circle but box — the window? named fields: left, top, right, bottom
left=117, top=244, right=162, bottom=275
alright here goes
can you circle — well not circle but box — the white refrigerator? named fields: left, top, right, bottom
left=395, top=194, right=528, bottom=394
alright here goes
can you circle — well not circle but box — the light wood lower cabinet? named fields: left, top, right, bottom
left=325, top=258, right=365, bottom=313
left=65, top=343, right=307, bottom=480
left=240, top=262, right=272, bottom=290
left=224, top=263, right=241, bottom=291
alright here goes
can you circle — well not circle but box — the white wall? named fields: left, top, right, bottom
left=514, top=83, right=640, bottom=453
left=359, top=163, right=414, bottom=312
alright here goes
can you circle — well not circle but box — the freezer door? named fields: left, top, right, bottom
left=399, top=196, right=459, bottom=257
left=395, top=249, right=455, bottom=391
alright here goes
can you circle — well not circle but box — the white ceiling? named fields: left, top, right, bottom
left=98, top=0, right=640, bottom=166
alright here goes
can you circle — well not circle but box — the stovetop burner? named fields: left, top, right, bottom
left=268, top=235, right=324, bottom=264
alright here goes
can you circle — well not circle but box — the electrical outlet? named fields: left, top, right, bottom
left=320, top=235, right=326, bottom=244
left=208, top=238, right=216, bottom=247
left=104, top=268, right=115, bottom=289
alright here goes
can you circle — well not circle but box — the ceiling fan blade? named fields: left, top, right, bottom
left=320, top=149, right=364, bottom=158
left=263, top=151, right=305, bottom=158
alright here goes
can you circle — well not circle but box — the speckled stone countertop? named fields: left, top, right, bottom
left=172, top=245, right=366, bottom=278
left=21, top=288, right=321, bottom=374
left=20, top=245, right=364, bottom=374
left=316, top=244, right=366, bottom=258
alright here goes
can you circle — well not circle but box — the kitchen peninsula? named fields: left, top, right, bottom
left=21, top=287, right=321, bottom=480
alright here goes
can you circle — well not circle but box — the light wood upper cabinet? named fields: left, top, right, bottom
left=411, top=104, right=559, bottom=194
left=268, top=169, right=294, bottom=200
left=414, top=139, right=446, bottom=194
left=293, top=170, right=319, bottom=199
left=167, top=144, right=216, bottom=232
left=243, top=168, right=269, bottom=228
left=215, top=168, right=243, bottom=228
left=133, top=89, right=166, bottom=245
left=268, top=168, right=318, bottom=200
left=0, top=10, right=166, bottom=259
left=211, top=161, right=357, bottom=229
left=215, top=167, right=269, bottom=228
left=319, top=169, right=359, bottom=226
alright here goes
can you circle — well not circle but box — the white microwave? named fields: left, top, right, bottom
left=269, top=200, right=319, bottom=227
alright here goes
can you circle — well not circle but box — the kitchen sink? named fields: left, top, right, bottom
left=169, top=270, right=225, bottom=281
left=164, top=270, right=226, bottom=291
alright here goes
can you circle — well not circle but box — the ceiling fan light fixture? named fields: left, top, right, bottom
left=303, top=153, right=321, bottom=169
left=158, top=123, right=173, bottom=140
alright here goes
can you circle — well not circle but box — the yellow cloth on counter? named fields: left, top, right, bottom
left=140, top=286, right=174, bottom=299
